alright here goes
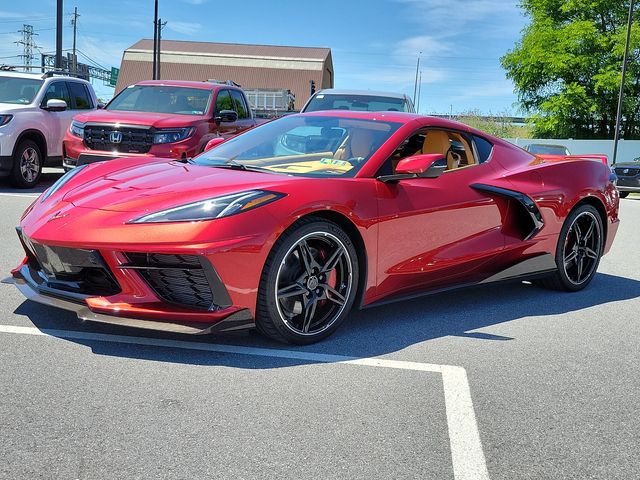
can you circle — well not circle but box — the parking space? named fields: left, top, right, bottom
left=1, top=192, right=639, bottom=479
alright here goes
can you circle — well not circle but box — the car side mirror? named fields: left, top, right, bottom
left=97, top=102, right=106, bottom=109
left=44, top=99, right=67, bottom=112
left=214, top=110, right=238, bottom=124
left=378, top=153, right=447, bottom=183
left=204, top=137, right=226, bottom=152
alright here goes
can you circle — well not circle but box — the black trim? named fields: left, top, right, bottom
left=471, top=183, right=544, bottom=240
left=0, top=155, right=12, bottom=175
left=361, top=254, right=557, bottom=310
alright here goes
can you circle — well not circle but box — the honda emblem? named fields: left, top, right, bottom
left=109, top=131, right=123, bottom=144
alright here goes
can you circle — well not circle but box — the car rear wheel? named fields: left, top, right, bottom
left=256, top=218, right=358, bottom=344
left=11, top=140, right=42, bottom=188
left=535, top=204, right=603, bottom=291
left=619, top=191, right=629, bottom=198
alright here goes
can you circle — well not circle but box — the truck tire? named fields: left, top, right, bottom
left=11, top=140, right=42, bottom=188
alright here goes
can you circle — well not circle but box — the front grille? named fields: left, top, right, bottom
left=615, top=167, right=640, bottom=177
left=18, top=232, right=120, bottom=297
left=84, top=124, right=154, bottom=153
left=123, top=253, right=218, bottom=310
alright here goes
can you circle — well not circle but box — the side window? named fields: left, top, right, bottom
left=67, top=82, right=93, bottom=109
left=40, top=81, right=71, bottom=108
left=230, top=90, right=249, bottom=119
left=215, top=89, right=233, bottom=113
left=472, top=135, right=493, bottom=163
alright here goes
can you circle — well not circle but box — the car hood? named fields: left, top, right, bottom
left=72, top=109, right=206, bottom=128
left=61, top=160, right=298, bottom=214
left=0, top=102, right=34, bottom=113
left=612, top=162, right=640, bottom=168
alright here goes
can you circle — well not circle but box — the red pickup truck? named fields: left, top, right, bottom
left=63, top=80, right=260, bottom=168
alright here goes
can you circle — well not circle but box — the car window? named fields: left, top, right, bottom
left=40, top=81, right=71, bottom=108
left=194, top=115, right=401, bottom=178
left=378, top=128, right=478, bottom=176
left=305, top=94, right=409, bottom=113
left=215, top=89, right=234, bottom=113
left=0, top=77, right=43, bottom=104
left=472, top=135, right=493, bottom=163
left=67, top=82, right=93, bottom=109
left=107, top=85, right=212, bottom=115
left=230, top=90, right=249, bottom=119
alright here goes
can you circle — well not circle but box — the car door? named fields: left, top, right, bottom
left=375, top=128, right=507, bottom=299
left=229, top=89, right=257, bottom=134
left=40, top=81, right=76, bottom=158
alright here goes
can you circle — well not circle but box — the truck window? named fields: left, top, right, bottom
left=215, top=90, right=234, bottom=112
left=230, top=90, right=249, bottom=119
left=40, top=81, right=71, bottom=108
left=67, top=82, right=93, bottom=109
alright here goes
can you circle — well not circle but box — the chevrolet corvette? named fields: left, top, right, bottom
left=9, top=112, right=620, bottom=344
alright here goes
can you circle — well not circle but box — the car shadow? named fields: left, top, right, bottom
left=0, top=168, right=64, bottom=194
left=15, top=271, right=640, bottom=369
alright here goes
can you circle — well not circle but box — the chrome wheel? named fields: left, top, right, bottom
left=561, top=211, right=602, bottom=285
left=20, top=147, right=40, bottom=184
left=275, top=231, right=353, bottom=336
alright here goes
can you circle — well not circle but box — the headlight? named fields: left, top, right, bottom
left=40, top=164, right=88, bottom=202
left=69, top=120, right=85, bottom=138
left=0, top=114, right=13, bottom=127
left=152, top=127, right=194, bottom=144
left=129, top=190, right=285, bottom=224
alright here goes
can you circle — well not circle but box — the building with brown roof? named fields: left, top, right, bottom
left=115, top=39, right=333, bottom=110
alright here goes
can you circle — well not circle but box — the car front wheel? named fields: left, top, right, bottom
left=256, top=218, right=359, bottom=344
left=619, top=191, right=629, bottom=199
left=11, top=140, right=42, bottom=188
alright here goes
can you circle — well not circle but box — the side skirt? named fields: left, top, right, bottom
left=360, top=253, right=557, bottom=310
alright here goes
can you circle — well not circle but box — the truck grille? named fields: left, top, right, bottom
left=123, top=253, right=220, bottom=310
left=84, top=124, right=154, bottom=153
left=615, top=167, right=639, bottom=177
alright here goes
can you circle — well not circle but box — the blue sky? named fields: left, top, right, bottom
left=0, top=0, right=528, bottom=114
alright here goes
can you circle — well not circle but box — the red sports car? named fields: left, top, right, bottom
left=9, top=112, right=620, bottom=344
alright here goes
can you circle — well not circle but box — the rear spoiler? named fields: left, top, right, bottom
left=538, top=154, right=609, bottom=165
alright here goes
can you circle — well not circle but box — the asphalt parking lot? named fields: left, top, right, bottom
left=1, top=172, right=639, bottom=480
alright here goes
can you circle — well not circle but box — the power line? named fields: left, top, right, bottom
left=15, top=24, right=38, bottom=72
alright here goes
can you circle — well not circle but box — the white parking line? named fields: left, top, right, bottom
left=0, top=324, right=490, bottom=480
left=0, top=193, right=40, bottom=198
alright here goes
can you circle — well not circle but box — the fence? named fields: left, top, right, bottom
left=505, top=138, right=640, bottom=164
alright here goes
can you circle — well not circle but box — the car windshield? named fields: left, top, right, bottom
left=107, top=85, right=212, bottom=115
left=193, top=115, right=402, bottom=178
left=0, top=77, right=43, bottom=104
left=527, top=144, right=569, bottom=155
left=304, top=94, right=410, bottom=113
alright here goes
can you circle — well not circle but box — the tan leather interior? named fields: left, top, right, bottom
left=422, top=130, right=458, bottom=169
left=335, top=129, right=375, bottom=160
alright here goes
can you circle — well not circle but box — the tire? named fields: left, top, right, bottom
left=256, top=217, right=359, bottom=344
left=10, top=140, right=42, bottom=188
left=535, top=204, right=604, bottom=291
left=619, top=191, right=629, bottom=199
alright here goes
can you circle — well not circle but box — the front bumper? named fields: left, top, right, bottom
left=6, top=264, right=253, bottom=334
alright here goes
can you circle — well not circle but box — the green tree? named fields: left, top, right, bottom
left=502, top=0, right=640, bottom=139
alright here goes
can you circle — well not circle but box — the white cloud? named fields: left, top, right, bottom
left=394, top=0, right=519, bottom=28
left=166, top=21, right=203, bottom=36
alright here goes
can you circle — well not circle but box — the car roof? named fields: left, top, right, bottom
left=0, top=71, right=46, bottom=80
left=527, top=143, right=568, bottom=147
left=313, top=89, right=409, bottom=99
left=134, top=80, right=227, bottom=90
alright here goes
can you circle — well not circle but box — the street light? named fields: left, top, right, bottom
left=612, top=0, right=636, bottom=165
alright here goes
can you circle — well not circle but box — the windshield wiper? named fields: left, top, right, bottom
left=212, top=161, right=273, bottom=174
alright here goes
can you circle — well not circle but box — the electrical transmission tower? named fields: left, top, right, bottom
left=16, top=24, right=38, bottom=71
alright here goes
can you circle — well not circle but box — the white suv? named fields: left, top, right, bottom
left=0, top=70, right=98, bottom=188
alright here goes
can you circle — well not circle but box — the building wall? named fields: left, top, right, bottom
left=116, top=45, right=333, bottom=110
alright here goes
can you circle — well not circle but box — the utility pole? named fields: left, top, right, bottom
left=612, top=0, right=635, bottom=166
left=416, top=70, right=422, bottom=113
left=152, top=0, right=158, bottom=79
left=156, top=19, right=166, bottom=80
left=412, top=52, right=421, bottom=106
left=55, top=0, right=63, bottom=69
left=16, top=24, right=37, bottom=71
left=71, top=7, right=79, bottom=74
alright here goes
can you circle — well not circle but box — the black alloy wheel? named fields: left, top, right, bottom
left=256, top=218, right=358, bottom=344
left=536, top=204, right=603, bottom=291
left=619, top=191, right=629, bottom=199
left=11, top=140, right=42, bottom=188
